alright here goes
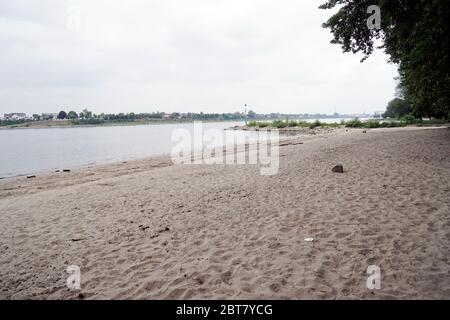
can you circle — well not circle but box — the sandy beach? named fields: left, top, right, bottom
left=0, top=126, right=449, bottom=299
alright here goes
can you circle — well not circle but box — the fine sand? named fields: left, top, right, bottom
left=0, top=126, right=449, bottom=299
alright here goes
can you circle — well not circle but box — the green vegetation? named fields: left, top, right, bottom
left=320, top=0, right=449, bottom=120
left=245, top=119, right=342, bottom=129
left=400, top=114, right=416, bottom=125
left=246, top=117, right=447, bottom=130
left=0, top=119, right=32, bottom=127
left=309, top=120, right=322, bottom=129
left=344, top=118, right=362, bottom=128
left=384, top=98, right=411, bottom=119
left=365, top=120, right=383, bottom=128
left=326, top=122, right=342, bottom=128
left=257, top=122, right=269, bottom=128
left=287, top=120, right=298, bottom=127
left=344, top=118, right=406, bottom=128
left=57, top=111, right=67, bottom=119
left=71, top=118, right=105, bottom=125
left=79, top=109, right=93, bottom=119
left=272, top=120, right=287, bottom=128
left=67, top=111, right=78, bottom=120
left=24, top=109, right=251, bottom=127
left=347, top=119, right=400, bottom=129
left=297, top=121, right=310, bottom=128
left=415, top=119, right=447, bottom=127
left=247, top=110, right=256, bottom=119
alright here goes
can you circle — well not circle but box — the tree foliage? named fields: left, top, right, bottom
left=320, top=0, right=450, bottom=118
left=57, top=110, right=67, bottom=119
left=383, top=98, right=411, bottom=119
left=67, top=111, right=78, bottom=120
left=80, top=109, right=93, bottom=119
left=247, top=110, right=256, bottom=119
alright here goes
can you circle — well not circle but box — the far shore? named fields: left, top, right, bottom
left=0, top=119, right=247, bottom=130
left=2, top=117, right=448, bottom=131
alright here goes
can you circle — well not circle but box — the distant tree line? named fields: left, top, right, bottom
left=36, top=109, right=252, bottom=123
left=25, top=109, right=382, bottom=124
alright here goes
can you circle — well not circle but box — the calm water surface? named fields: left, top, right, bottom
left=0, top=118, right=360, bottom=178
left=0, top=122, right=246, bottom=178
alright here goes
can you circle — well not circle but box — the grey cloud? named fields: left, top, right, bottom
left=0, top=0, right=397, bottom=115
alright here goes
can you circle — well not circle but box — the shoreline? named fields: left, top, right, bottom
left=0, top=119, right=246, bottom=130
left=0, top=125, right=446, bottom=183
left=0, top=126, right=449, bottom=299
left=0, top=126, right=340, bottom=180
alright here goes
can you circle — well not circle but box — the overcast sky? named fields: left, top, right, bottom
left=0, top=0, right=398, bottom=115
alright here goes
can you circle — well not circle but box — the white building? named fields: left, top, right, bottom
left=3, top=113, right=27, bottom=120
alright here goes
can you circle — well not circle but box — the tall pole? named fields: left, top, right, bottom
left=244, top=104, right=247, bottom=126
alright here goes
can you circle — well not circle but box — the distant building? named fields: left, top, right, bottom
left=3, top=113, right=27, bottom=120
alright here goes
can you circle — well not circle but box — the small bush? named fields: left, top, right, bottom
left=422, top=118, right=447, bottom=125
left=271, top=120, right=287, bottom=128
left=364, top=120, right=381, bottom=128
left=287, top=120, right=298, bottom=127
left=248, top=120, right=257, bottom=127
left=297, top=121, right=310, bottom=128
left=309, top=120, right=321, bottom=129
left=400, top=114, right=416, bottom=124
left=326, top=122, right=341, bottom=128
left=345, top=118, right=363, bottom=128
left=258, top=122, right=269, bottom=128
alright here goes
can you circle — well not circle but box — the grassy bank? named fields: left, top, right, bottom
left=248, top=119, right=341, bottom=129
left=0, top=119, right=33, bottom=128
left=246, top=117, right=449, bottom=129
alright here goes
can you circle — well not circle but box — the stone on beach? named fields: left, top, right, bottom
left=332, top=164, right=344, bottom=173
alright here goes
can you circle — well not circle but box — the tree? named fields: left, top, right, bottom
left=67, top=111, right=78, bottom=120
left=32, top=114, right=41, bottom=121
left=247, top=110, right=256, bottom=119
left=320, top=0, right=450, bottom=119
left=42, top=113, right=54, bottom=121
left=57, top=111, right=67, bottom=119
left=383, top=98, right=411, bottom=119
left=81, top=108, right=92, bottom=119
